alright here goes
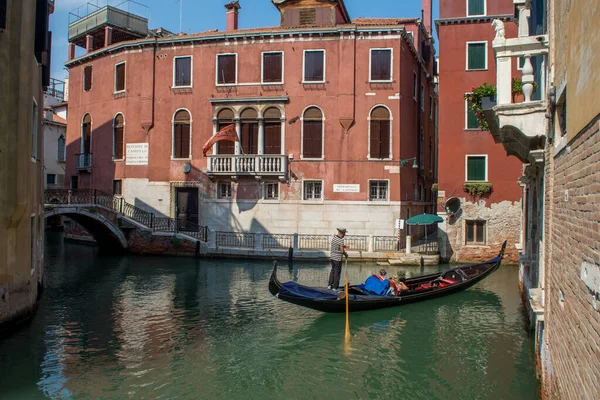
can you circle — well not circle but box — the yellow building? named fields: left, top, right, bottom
left=0, top=0, right=53, bottom=329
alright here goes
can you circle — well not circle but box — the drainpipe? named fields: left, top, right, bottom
left=142, top=38, right=157, bottom=135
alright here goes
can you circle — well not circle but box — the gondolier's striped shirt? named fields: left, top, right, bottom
left=330, top=235, right=345, bottom=261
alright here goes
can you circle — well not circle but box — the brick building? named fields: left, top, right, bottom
left=483, top=0, right=600, bottom=397
left=436, top=0, right=523, bottom=263
left=63, top=0, right=437, bottom=241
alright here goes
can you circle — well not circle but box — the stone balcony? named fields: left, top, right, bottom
left=206, top=154, right=288, bottom=179
left=482, top=2, right=550, bottom=163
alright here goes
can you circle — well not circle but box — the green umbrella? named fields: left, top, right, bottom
left=406, top=213, right=444, bottom=225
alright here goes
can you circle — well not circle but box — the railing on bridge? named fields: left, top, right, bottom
left=44, top=189, right=209, bottom=242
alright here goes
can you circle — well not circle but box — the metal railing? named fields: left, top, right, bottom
left=262, top=234, right=293, bottom=249
left=75, top=153, right=92, bottom=169
left=298, top=234, right=330, bottom=250
left=216, top=232, right=255, bottom=248
left=44, top=189, right=209, bottom=242
left=374, top=236, right=402, bottom=251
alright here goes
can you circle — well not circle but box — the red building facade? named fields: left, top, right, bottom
left=436, top=0, right=522, bottom=262
left=64, top=0, right=437, bottom=239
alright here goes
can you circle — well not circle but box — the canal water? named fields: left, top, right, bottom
left=0, top=232, right=538, bottom=399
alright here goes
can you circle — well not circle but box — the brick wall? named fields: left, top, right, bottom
left=545, top=118, right=600, bottom=399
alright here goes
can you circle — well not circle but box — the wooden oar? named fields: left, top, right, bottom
left=344, top=257, right=350, bottom=343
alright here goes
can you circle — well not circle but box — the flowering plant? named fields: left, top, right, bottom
left=464, top=83, right=496, bottom=131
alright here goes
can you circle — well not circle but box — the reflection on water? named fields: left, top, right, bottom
left=0, top=232, right=538, bottom=399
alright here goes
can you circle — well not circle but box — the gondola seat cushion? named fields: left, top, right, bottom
left=363, top=276, right=390, bottom=295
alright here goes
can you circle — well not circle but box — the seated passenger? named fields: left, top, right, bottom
left=373, top=269, right=388, bottom=281
left=388, top=275, right=409, bottom=296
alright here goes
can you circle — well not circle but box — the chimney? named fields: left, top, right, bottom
left=225, top=1, right=241, bottom=31
left=422, top=0, right=432, bottom=37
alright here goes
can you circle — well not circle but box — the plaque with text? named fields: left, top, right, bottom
left=126, top=143, right=149, bottom=165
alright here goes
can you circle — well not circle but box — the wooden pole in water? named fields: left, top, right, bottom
left=344, top=258, right=350, bottom=343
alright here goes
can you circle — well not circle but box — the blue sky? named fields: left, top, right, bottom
left=50, top=0, right=440, bottom=81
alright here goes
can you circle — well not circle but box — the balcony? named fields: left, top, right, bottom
left=482, top=2, right=549, bottom=163
left=206, top=154, right=288, bottom=178
left=75, top=153, right=93, bottom=171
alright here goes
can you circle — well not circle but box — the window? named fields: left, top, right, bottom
left=30, top=216, right=35, bottom=274
left=466, top=42, right=487, bottom=70
left=217, top=54, right=237, bottom=85
left=264, top=182, right=279, bottom=200
left=302, top=107, right=323, bottom=159
left=262, top=52, right=283, bottom=84
left=369, top=180, right=388, bottom=201
left=429, top=96, right=433, bottom=119
left=369, top=106, right=391, bottom=159
left=57, top=135, right=65, bottom=161
left=420, top=84, right=425, bottom=110
left=264, top=107, right=282, bottom=155
left=114, top=62, right=125, bottom=92
left=174, top=56, right=192, bottom=87
left=370, top=49, right=392, bottom=82
left=81, top=113, right=92, bottom=155
left=465, top=95, right=479, bottom=129
left=83, top=65, right=92, bottom=91
left=113, top=179, right=122, bottom=196
left=217, top=108, right=235, bottom=155
left=46, top=174, right=56, bottom=185
left=303, top=180, right=322, bottom=200
left=412, top=72, right=417, bottom=100
left=466, top=220, right=486, bottom=245
left=303, top=50, right=325, bottom=83
left=466, top=155, right=487, bottom=181
left=113, top=114, right=124, bottom=160
left=240, top=108, right=259, bottom=155
left=517, top=56, right=526, bottom=70
left=173, top=109, right=191, bottom=159
left=467, top=0, right=485, bottom=16
left=31, top=99, right=38, bottom=161
left=218, top=182, right=232, bottom=199
left=70, top=175, right=78, bottom=190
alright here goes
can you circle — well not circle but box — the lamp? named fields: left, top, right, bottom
left=400, top=157, right=418, bottom=169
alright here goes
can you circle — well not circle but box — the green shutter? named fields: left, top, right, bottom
left=467, top=156, right=486, bottom=181
left=468, top=43, right=486, bottom=70
left=519, top=56, right=526, bottom=69
left=467, top=99, right=479, bottom=129
left=468, top=0, right=485, bottom=16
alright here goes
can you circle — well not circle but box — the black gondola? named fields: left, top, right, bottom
left=269, top=241, right=507, bottom=313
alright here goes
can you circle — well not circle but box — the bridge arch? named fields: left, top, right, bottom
left=44, top=207, right=128, bottom=253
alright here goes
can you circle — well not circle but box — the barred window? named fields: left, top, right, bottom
left=218, top=182, right=232, bottom=199
left=303, top=180, right=322, bottom=200
left=369, top=181, right=388, bottom=201
left=264, top=182, right=279, bottom=200
left=466, top=220, right=486, bottom=244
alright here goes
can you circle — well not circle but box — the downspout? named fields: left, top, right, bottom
left=416, top=21, right=423, bottom=195
left=142, top=38, right=157, bottom=135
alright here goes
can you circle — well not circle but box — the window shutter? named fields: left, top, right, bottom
left=283, top=9, right=300, bottom=27
left=175, top=57, right=191, bottom=86
left=217, top=121, right=235, bottom=155
left=180, top=124, right=190, bottom=158
left=264, top=122, right=281, bottom=155
left=370, top=120, right=381, bottom=159
left=84, top=66, right=93, bottom=91
left=380, top=120, right=390, bottom=158
left=468, top=43, right=486, bottom=70
left=115, top=127, right=124, bottom=159
left=371, top=50, right=391, bottom=81
left=315, top=7, right=332, bottom=26
left=299, top=8, right=316, bottom=25
left=304, top=51, right=324, bottom=82
left=467, top=99, right=479, bottom=129
left=468, top=0, right=485, bottom=16
left=116, top=64, right=125, bottom=91
left=218, top=55, right=236, bottom=84
left=303, top=120, right=322, bottom=158
left=263, top=53, right=282, bottom=83
left=467, top=157, right=486, bottom=181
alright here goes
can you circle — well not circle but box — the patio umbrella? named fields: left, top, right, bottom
left=406, top=213, right=444, bottom=247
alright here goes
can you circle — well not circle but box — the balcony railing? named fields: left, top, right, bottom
left=206, top=154, right=287, bottom=176
left=75, top=153, right=92, bottom=170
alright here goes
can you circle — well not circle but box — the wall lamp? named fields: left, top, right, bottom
left=400, top=157, right=419, bottom=169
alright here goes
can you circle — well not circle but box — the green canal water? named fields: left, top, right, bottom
left=0, top=232, right=538, bottom=399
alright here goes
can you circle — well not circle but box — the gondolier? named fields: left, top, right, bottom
left=328, top=228, right=349, bottom=290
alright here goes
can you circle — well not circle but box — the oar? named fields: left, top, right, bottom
left=344, top=257, right=350, bottom=343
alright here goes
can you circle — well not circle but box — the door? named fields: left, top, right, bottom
left=175, top=188, right=199, bottom=231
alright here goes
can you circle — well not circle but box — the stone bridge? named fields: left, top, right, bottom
left=44, top=189, right=209, bottom=254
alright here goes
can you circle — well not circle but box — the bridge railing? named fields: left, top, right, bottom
left=44, top=189, right=209, bottom=242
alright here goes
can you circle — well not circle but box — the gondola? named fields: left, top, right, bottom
left=269, top=241, right=507, bottom=313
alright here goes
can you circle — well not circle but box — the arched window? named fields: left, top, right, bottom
left=217, top=108, right=235, bottom=155
left=369, top=106, right=390, bottom=159
left=240, top=107, right=258, bottom=155
left=82, top=113, right=92, bottom=155
left=113, top=114, right=124, bottom=160
left=173, top=110, right=191, bottom=159
left=302, top=107, right=323, bottom=159
left=57, top=135, right=65, bottom=162
left=264, top=107, right=282, bottom=155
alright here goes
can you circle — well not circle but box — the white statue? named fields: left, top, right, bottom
left=492, top=19, right=505, bottom=41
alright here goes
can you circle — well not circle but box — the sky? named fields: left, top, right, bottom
left=49, top=0, right=440, bottom=81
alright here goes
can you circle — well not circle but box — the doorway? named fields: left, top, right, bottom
left=175, top=187, right=199, bottom=230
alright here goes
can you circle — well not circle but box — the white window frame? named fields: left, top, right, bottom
left=83, top=65, right=93, bottom=92
left=31, top=98, right=38, bottom=162
left=215, top=53, right=238, bottom=86
left=367, top=104, right=393, bottom=160
left=302, top=179, right=324, bottom=201
left=261, top=51, right=284, bottom=85
left=302, top=49, right=326, bottom=84
left=263, top=182, right=280, bottom=200
left=300, top=105, right=325, bottom=160
left=368, top=179, right=389, bottom=202
left=466, top=41, right=488, bottom=71
left=217, top=181, right=233, bottom=199
left=369, top=48, right=393, bottom=83
left=171, top=108, right=192, bottom=160
left=412, top=71, right=417, bottom=100
left=173, top=56, right=193, bottom=88
left=464, top=93, right=480, bottom=130
left=466, top=0, right=486, bottom=17
left=114, top=61, right=126, bottom=93
left=465, top=154, right=488, bottom=182
left=113, top=113, right=125, bottom=161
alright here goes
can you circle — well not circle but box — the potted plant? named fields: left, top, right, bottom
left=464, top=83, right=497, bottom=132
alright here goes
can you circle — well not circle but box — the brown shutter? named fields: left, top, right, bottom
left=283, top=9, right=300, bottom=27
left=217, top=121, right=235, bottom=154
left=264, top=122, right=281, bottom=154
left=380, top=120, right=390, bottom=158
left=263, top=53, right=282, bottom=83
left=219, top=55, right=236, bottom=84
left=116, top=64, right=125, bottom=91
left=370, top=120, right=381, bottom=159
left=115, top=127, right=124, bottom=159
left=315, top=7, right=332, bottom=26
left=299, top=8, right=316, bottom=25
left=180, top=124, right=190, bottom=158
left=84, top=66, right=93, bottom=91
left=303, top=120, right=322, bottom=158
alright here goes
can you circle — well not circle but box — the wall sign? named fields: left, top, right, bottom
left=126, top=143, right=149, bottom=165
left=333, top=184, right=360, bottom=193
